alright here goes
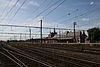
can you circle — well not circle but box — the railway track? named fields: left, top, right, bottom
left=1, top=42, right=100, bottom=67
left=12, top=45, right=100, bottom=67
left=40, top=45, right=100, bottom=55
left=16, top=46, right=82, bottom=67
left=0, top=43, right=57, bottom=67
left=0, top=52, right=19, bottom=67
left=5, top=45, right=71, bottom=67
left=0, top=47, right=28, bottom=67
left=0, top=49, right=28, bottom=67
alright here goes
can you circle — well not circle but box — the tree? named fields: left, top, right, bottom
left=80, top=30, right=87, bottom=43
left=87, top=27, right=100, bottom=43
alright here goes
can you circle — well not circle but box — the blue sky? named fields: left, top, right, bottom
left=0, top=0, right=100, bottom=28
left=0, top=0, right=100, bottom=40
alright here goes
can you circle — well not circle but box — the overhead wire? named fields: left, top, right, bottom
left=32, top=0, right=47, bottom=14
left=52, top=2, right=97, bottom=30
left=0, top=24, right=73, bottom=30
left=42, top=0, right=67, bottom=19
left=76, top=6, right=100, bottom=28
left=61, top=7, right=100, bottom=24
left=78, top=17, right=100, bottom=28
left=0, top=0, right=12, bottom=20
left=26, top=0, right=53, bottom=23
left=0, top=0, right=20, bottom=23
left=9, top=0, right=27, bottom=22
left=56, top=3, right=95, bottom=24
left=32, top=0, right=62, bottom=20
left=54, top=9, right=79, bottom=22
left=0, top=1, right=4, bottom=16
left=50, top=1, right=95, bottom=29
left=65, top=9, right=79, bottom=16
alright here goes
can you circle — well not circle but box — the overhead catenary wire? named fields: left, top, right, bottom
left=0, top=0, right=12, bottom=20
left=50, top=1, right=95, bottom=26
left=56, top=7, right=100, bottom=29
left=26, top=0, right=53, bottom=23
left=0, top=0, right=20, bottom=23
left=32, top=0, right=47, bottom=14
left=60, top=1, right=95, bottom=21
left=0, top=32, right=49, bottom=35
left=54, top=9, right=79, bottom=22
left=64, top=9, right=79, bottom=16
left=78, top=17, right=100, bottom=28
left=42, top=0, right=67, bottom=19
left=0, top=24, right=88, bottom=31
left=32, top=0, right=62, bottom=20
left=61, top=7, right=100, bottom=23
left=0, top=24, right=73, bottom=30
left=9, top=0, right=27, bottom=22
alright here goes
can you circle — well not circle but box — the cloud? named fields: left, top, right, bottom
left=0, top=0, right=40, bottom=10
left=81, top=18, right=89, bottom=22
left=0, top=1, right=9, bottom=8
left=90, top=1, right=94, bottom=5
left=0, top=0, right=18, bottom=8
left=96, top=23, right=100, bottom=26
left=78, top=1, right=95, bottom=6
left=77, top=25, right=94, bottom=30
left=20, top=16, right=67, bottom=29
left=16, top=0, right=40, bottom=9
left=0, top=19, right=10, bottom=25
left=29, top=0, right=40, bottom=7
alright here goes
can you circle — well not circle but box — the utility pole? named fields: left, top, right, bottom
left=25, top=34, right=26, bottom=40
left=59, top=29, right=61, bottom=38
left=14, top=35, right=16, bottom=40
left=73, top=22, right=77, bottom=42
left=29, top=28, right=31, bottom=40
left=20, top=33, right=22, bottom=40
left=40, top=20, right=42, bottom=46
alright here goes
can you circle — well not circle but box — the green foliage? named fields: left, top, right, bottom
left=87, top=27, right=100, bottom=43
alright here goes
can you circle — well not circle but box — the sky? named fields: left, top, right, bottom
left=0, top=0, right=100, bottom=40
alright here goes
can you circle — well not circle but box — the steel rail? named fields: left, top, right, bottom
left=45, top=46, right=100, bottom=55
left=2, top=44, right=57, bottom=67
left=16, top=45, right=89, bottom=67
left=9, top=50, right=56, bottom=67
left=0, top=52, right=23, bottom=67
left=19, top=46, right=84, bottom=67
left=26, top=46, right=100, bottom=66
left=38, top=47, right=100, bottom=65
left=2, top=48, right=29, bottom=67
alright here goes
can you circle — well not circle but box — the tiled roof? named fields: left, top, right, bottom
left=53, top=31, right=81, bottom=38
left=67, top=32, right=80, bottom=37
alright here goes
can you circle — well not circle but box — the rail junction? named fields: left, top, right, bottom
left=0, top=42, right=100, bottom=67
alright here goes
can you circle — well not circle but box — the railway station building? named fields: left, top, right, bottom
left=31, top=30, right=87, bottom=44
